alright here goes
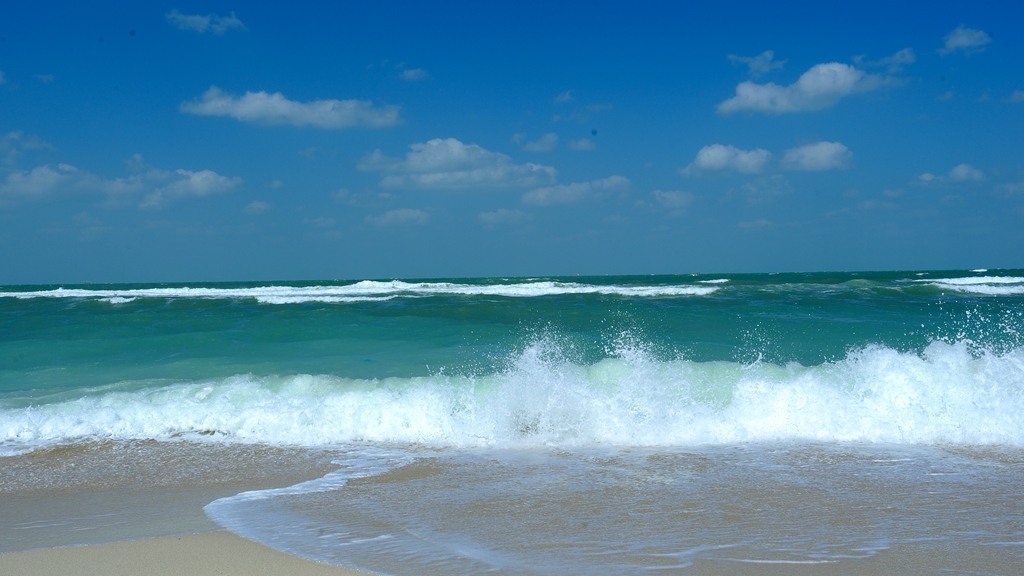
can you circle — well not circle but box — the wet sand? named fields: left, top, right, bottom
left=0, top=531, right=374, bottom=576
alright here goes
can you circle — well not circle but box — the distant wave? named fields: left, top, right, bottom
left=919, top=276, right=1024, bottom=296
left=4, top=339, right=1023, bottom=451
left=0, top=281, right=719, bottom=304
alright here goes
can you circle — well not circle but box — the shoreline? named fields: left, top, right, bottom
left=0, top=530, right=376, bottom=576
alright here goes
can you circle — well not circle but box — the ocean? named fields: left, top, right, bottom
left=2, top=271, right=1024, bottom=574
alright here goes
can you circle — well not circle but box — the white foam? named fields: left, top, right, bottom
left=0, top=445, right=33, bottom=457
left=100, top=297, right=135, bottom=304
left=925, top=276, right=1024, bottom=285
left=698, top=279, right=730, bottom=284
left=3, top=339, right=1024, bottom=449
left=971, top=269, right=988, bottom=273
left=920, top=276, right=1024, bottom=295
left=0, top=281, right=718, bottom=304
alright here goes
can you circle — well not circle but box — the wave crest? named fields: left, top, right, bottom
left=3, top=339, right=1023, bottom=450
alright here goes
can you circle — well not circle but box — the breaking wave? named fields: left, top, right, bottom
left=3, top=338, right=1024, bottom=451
left=0, top=281, right=718, bottom=304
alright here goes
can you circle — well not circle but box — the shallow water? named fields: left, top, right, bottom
left=206, top=443, right=1024, bottom=575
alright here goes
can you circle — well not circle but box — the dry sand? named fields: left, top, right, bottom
left=0, top=531, right=376, bottom=576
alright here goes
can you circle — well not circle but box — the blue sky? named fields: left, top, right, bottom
left=1, top=1, right=1022, bottom=283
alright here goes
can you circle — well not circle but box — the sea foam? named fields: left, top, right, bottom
left=0, top=281, right=717, bottom=304
left=3, top=339, right=1024, bottom=451
left=921, top=276, right=1024, bottom=295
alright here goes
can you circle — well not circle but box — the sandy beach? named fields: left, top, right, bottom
left=0, top=531, right=375, bottom=576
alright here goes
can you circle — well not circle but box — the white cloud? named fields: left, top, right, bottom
left=244, top=200, right=270, bottom=214
left=181, top=86, right=401, bottom=128
left=366, top=208, right=430, bottom=226
left=0, top=159, right=241, bottom=209
left=939, top=25, right=991, bottom=55
left=948, top=163, right=984, bottom=182
left=522, top=133, right=558, bottom=152
left=511, top=133, right=527, bottom=144
left=781, top=141, right=852, bottom=171
left=727, top=50, right=786, bottom=77
left=568, top=138, right=596, bottom=151
left=166, top=10, right=245, bottom=34
left=680, top=144, right=772, bottom=175
left=0, top=164, right=80, bottom=198
left=401, top=68, right=429, bottom=81
left=853, top=48, right=916, bottom=73
left=36, top=74, right=54, bottom=84
left=359, top=138, right=557, bottom=190
left=555, top=90, right=573, bottom=103
left=717, top=62, right=885, bottom=114
left=918, top=163, right=984, bottom=184
left=478, top=208, right=530, bottom=224
left=651, top=190, right=694, bottom=209
left=1009, top=90, right=1024, bottom=103
left=140, top=169, right=242, bottom=209
left=522, top=175, right=629, bottom=206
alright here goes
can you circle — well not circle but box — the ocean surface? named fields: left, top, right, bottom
left=2, top=270, right=1024, bottom=573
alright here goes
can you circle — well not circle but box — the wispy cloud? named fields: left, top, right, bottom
left=243, top=200, right=270, bottom=214
left=181, top=86, right=401, bottom=128
left=718, top=62, right=888, bottom=114
left=1008, top=90, right=1024, bottom=103
left=739, top=218, right=772, bottom=228
left=1, top=130, right=55, bottom=166
left=479, top=208, right=530, bottom=224
left=727, top=50, right=786, bottom=77
left=366, top=208, right=430, bottom=226
left=681, top=144, right=772, bottom=175
left=568, top=138, right=596, bottom=151
left=477, top=206, right=532, bottom=224
left=400, top=68, right=429, bottom=81
left=741, top=175, right=792, bottom=205
left=522, top=175, right=629, bottom=206
left=359, top=138, right=557, bottom=190
left=853, top=48, right=916, bottom=73
left=650, top=190, right=694, bottom=210
left=166, top=10, right=246, bottom=34
left=555, top=90, right=573, bottom=103
left=939, top=25, right=991, bottom=56
left=305, top=216, right=336, bottom=228
left=522, top=133, right=558, bottom=152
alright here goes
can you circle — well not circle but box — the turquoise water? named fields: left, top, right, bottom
left=3, top=270, right=1024, bottom=573
left=1, top=270, right=1024, bottom=448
